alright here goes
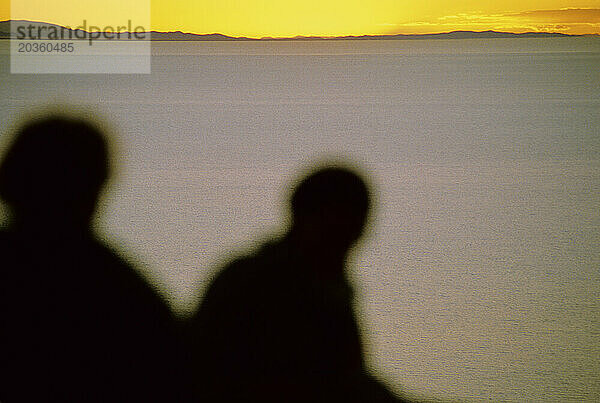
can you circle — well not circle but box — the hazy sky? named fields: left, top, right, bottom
left=4, top=0, right=600, bottom=37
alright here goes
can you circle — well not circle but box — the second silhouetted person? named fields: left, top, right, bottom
left=189, top=165, right=406, bottom=402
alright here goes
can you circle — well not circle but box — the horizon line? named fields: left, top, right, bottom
left=1, top=19, right=598, bottom=40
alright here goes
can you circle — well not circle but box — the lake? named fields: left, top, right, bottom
left=0, top=37, right=599, bottom=402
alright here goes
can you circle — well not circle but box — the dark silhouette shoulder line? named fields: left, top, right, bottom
left=0, top=115, right=189, bottom=401
left=187, top=165, right=410, bottom=402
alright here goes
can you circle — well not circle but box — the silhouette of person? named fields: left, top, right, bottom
left=0, top=116, right=186, bottom=401
left=188, top=166, right=408, bottom=402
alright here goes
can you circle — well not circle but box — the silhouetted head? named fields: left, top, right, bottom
left=0, top=115, right=109, bottom=232
left=289, top=166, right=371, bottom=261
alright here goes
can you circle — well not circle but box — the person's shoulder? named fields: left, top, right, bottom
left=87, top=238, right=140, bottom=281
left=90, top=238, right=171, bottom=312
left=201, top=241, right=281, bottom=308
left=206, top=253, right=258, bottom=298
left=213, top=240, right=284, bottom=287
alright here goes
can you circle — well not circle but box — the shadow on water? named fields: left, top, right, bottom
left=0, top=114, right=189, bottom=401
left=187, top=164, right=415, bottom=402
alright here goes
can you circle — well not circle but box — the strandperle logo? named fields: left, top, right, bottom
left=10, top=20, right=151, bottom=74
left=14, top=20, right=148, bottom=46
left=10, top=0, right=151, bottom=74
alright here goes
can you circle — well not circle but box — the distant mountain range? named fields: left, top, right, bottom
left=1, top=20, right=597, bottom=41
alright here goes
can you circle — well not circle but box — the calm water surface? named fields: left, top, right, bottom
left=1, top=38, right=599, bottom=402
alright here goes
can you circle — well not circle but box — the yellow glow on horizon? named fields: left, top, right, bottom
left=3, top=1, right=600, bottom=37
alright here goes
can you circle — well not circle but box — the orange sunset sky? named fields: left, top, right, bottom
left=2, top=0, right=600, bottom=37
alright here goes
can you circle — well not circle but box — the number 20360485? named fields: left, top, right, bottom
left=17, top=42, right=74, bottom=53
